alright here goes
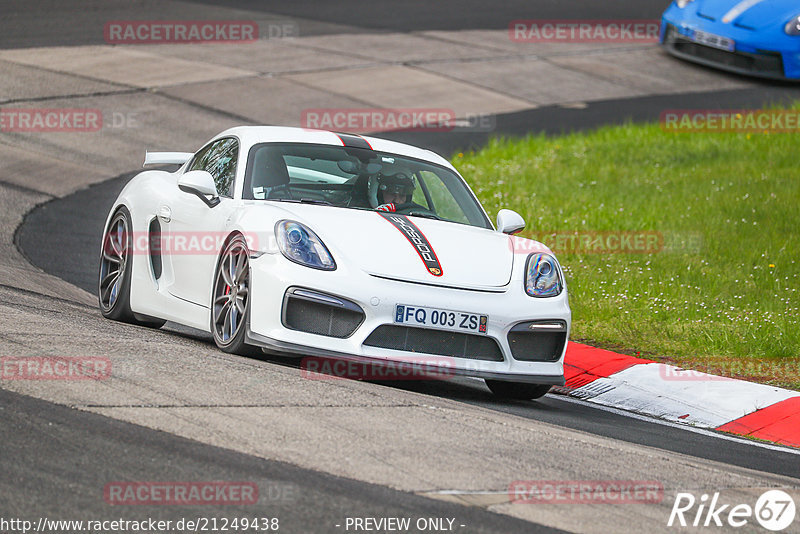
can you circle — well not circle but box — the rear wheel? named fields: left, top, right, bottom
left=211, top=235, right=258, bottom=355
left=98, top=207, right=165, bottom=328
left=485, top=380, right=551, bottom=400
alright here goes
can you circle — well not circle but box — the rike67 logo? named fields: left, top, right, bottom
left=668, top=490, right=796, bottom=531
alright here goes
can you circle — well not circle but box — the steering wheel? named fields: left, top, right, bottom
left=266, top=183, right=294, bottom=200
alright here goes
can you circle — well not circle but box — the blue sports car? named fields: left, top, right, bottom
left=660, top=0, right=800, bottom=80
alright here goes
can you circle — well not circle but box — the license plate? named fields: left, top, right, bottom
left=691, top=29, right=734, bottom=52
left=394, top=304, right=488, bottom=334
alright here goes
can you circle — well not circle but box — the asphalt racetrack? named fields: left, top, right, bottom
left=16, top=171, right=800, bottom=482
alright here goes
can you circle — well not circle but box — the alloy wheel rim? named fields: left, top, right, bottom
left=99, top=213, right=129, bottom=311
left=213, top=240, right=250, bottom=344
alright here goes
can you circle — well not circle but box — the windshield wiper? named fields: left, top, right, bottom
left=406, top=211, right=442, bottom=221
left=264, top=198, right=332, bottom=206
left=298, top=198, right=332, bottom=205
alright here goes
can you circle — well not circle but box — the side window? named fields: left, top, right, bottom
left=189, top=138, right=238, bottom=197
left=410, top=174, right=431, bottom=209
left=418, top=171, right=470, bottom=224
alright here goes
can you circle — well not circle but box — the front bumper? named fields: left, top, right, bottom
left=660, top=8, right=800, bottom=80
left=246, top=251, right=571, bottom=385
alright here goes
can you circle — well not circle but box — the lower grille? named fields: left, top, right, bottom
left=665, top=25, right=784, bottom=78
left=282, top=288, right=364, bottom=338
left=507, top=321, right=567, bottom=362
left=363, top=325, right=504, bottom=361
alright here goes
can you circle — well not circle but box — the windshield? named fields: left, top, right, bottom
left=243, top=143, right=492, bottom=229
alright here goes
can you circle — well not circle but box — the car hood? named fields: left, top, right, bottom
left=275, top=204, right=518, bottom=289
left=697, top=0, right=797, bottom=30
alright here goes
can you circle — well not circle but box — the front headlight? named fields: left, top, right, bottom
left=676, top=0, right=694, bottom=7
left=786, top=15, right=800, bottom=35
left=525, top=253, right=563, bottom=297
left=275, top=220, right=336, bottom=270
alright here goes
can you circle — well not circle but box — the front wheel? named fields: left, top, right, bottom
left=211, top=234, right=258, bottom=355
left=98, top=207, right=165, bottom=328
left=485, top=380, right=551, bottom=400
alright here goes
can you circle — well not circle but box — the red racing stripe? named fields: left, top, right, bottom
left=335, top=133, right=373, bottom=150
left=716, top=396, right=800, bottom=448
left=563, top=342, right=653, bottom=389
left=377, top=212, right=443, bottom=276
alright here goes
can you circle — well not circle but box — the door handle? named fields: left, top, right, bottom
left=158, top=206, right=172, bottom=222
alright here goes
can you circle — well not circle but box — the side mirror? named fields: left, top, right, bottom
left=178, top=170, right=220, bottom=207
left=496, top=209, right=525, bottom=235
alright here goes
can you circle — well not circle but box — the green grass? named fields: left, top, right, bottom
left=453, top=120, right=800, bottom=390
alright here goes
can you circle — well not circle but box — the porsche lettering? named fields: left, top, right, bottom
left=379, top=213, right=443, bottom=276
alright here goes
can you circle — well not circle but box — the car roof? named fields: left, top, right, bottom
left=211, top=126, right=456, bottom=172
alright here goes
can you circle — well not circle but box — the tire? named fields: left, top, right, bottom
left=211, top=234, right=259, bottom=356
left=98, top=207, right=166, bottom=328
left=485, top=380, right=551, bottom=400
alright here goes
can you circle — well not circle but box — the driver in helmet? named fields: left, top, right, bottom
left=375, top=170, right=418, bottom=212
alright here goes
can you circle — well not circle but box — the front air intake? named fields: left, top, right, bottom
left=363, top=325, right=504, bottom=361
left=507, top=320, right=567, bottom=362
left=282, top=288, right=364, bottom=338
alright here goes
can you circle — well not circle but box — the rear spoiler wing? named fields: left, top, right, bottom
left=143, top=151, right=194, bottom=167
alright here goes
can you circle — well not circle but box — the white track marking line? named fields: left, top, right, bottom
left=550, top=394, right=800, bottom=456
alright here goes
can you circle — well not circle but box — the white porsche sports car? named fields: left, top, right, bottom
left=99, top=126, right=570, bottom=399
